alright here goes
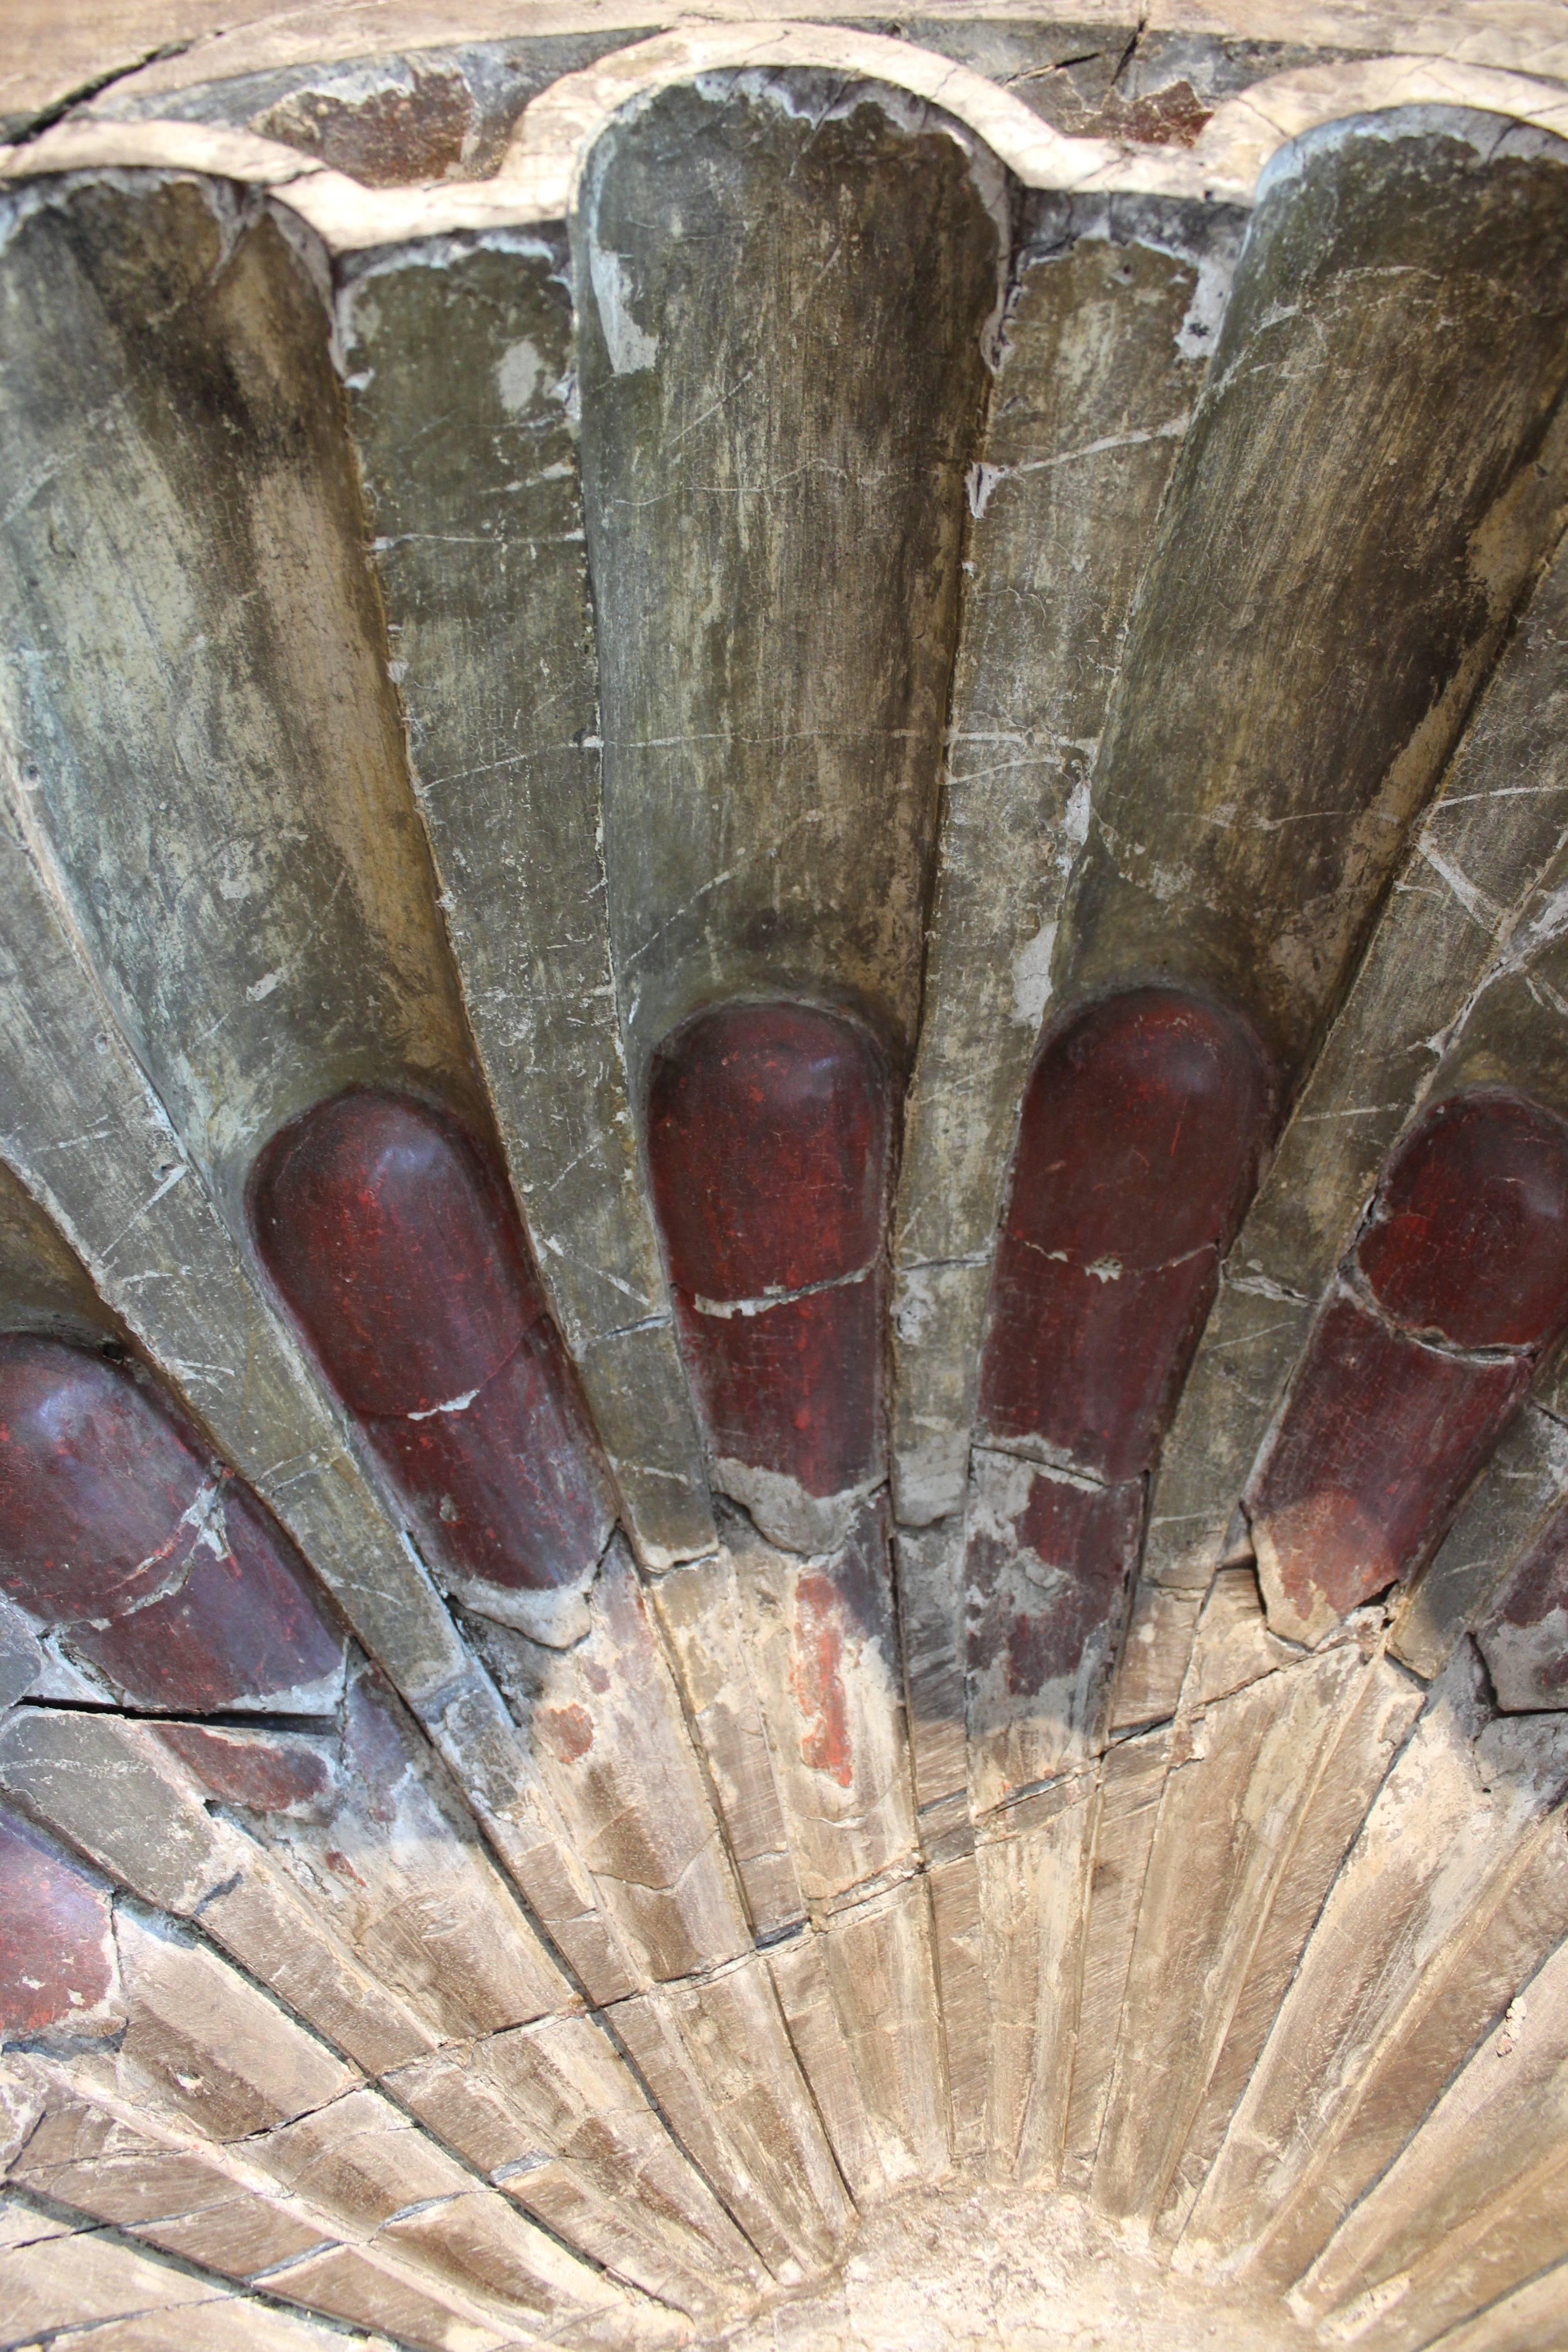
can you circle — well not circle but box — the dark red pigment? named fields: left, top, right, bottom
left=158, top=1722, right=334, bottom=1814
left=0, top=1335, right=341, bottom=1710
left=1251, top=1088, right=1568, bottom=1629
left=250, top=1089, right=612, bottom=1597
left=966, top=988, right=1271, bottom=1721
left=647, top=1003, right=891, bottom=1505
left=0, top=1806, right=116, bottom=2039
left=978, top=987, right=1274, bottom=1482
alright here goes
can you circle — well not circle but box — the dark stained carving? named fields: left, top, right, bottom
left=1252, top=1089, right=1568, bottom=1643
left=964, top=988, right=1270, bottom=1799
left=1056, top=114, right=1568, bottom=1095
left=647, top=1003, right=891, bottom=1552
left=577, top=75, right=998, bottom=1081
left=0, top=1335, right=343, bottom=1712
left=250, top=1089, right=615, bottom=1611
left=979, top=987, right=1274, bottom=1482
left=0, top=1806, right=118, bottom=2042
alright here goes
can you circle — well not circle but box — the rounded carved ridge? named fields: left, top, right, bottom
left=1251, top=1088, right=1568, bottom=1645
left=251, top=1088, right=615, bottom=1601
left=647, top=1000, right=891, bottom=1551
left=0, top=1333, right=343, bottom=1712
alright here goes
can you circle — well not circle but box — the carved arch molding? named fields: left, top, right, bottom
left=5, top=7, right=1568, bottom=2349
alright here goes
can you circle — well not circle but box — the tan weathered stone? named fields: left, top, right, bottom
left=1107, top=1584, right=1203, bottom=1732
left=648, top=1545, right=804, bottom=1939
left=1190, top=1667, right=1568, bottom=2290
left=765, top=1928, right=890, bottom=2210
left=892, top=1521, right=968, bottom=1818
left=1058, top=1732, right=1168, bottom=2196
left=808, top=1875, right=950, bottom=2195
left=462, top=1539, right=750, bottom=1985
left=978, top=1769, right=1096, bottom=2187
left=1294, top=1921, right=1568, bottom=2346
left=1093, top=1621, right=1415, bottom=2224
left=612, top=1952, right=853, bottom=2280
left=725, top=1502, right=919, bottom=1908
left=387, top=2010, right=764, bottom=2314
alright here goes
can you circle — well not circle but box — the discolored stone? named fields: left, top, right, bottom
left=0, top=1805, right=119, bottom=2043
left=965, top=1448, right=1145, bottom=1814
left=648, top=1002, right=891, bottom=1553
left=252, top=1088, right=614, bottom=1618
left=338, top=230, right=716, bottom=1575
left=1478, top=1508, right=1568, bottom=1710
left=1249, top=1291, right=1529, bottom=1645
left=577, top=74, right=999, bottom=1089
left=1056, top=113, right=1568, bottom=1092
left=0, top=1334, right=343, bottom=1713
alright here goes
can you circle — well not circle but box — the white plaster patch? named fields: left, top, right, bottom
left=1009, top=918, right=1057, bottom=1029
left=495, top=337, right=544, bottom=415
left=587, top=235, right=658, bottom=375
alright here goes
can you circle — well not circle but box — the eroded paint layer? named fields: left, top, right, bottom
left=1480, top=1510, right=1568, bottom=1710
left=0, top=1336, right=342, bottom=1711
left=250, top=1089, right=614, bottom=1610
left=978, top=988, right=1273, bottom=1481
left=0, top=1805, right=118, bottom=2041
left=1252, top=1089, right=1568, bottom=1645
left=647, top=1004, right=890, bottom=1552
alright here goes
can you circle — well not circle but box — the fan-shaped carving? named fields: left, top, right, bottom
left=5, top=13, right=1568, bottom=2350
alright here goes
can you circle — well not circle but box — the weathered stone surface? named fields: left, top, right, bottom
left=647, top=1547, right=803, bottom=1941
left=978, top=1770, right=1096, bottom=2187
left=891, top=205, right=1226, bottom=1526
left=1392, top=1401, right=1568, bottom=1679
left=1108, top=1585, right=1201, bottom=1732
left=925, top=1838, right=988, bottom=2168
left=338, top=231, right=715, bottom=1573
left=252, top=1088, right=616, bottom=1636
left=1189, top=1664, right=1568, bottom=2291
left=461, top=1537, right=750, bottom=1985
left=806, top=1875, right=949, bottom=2194
left=0, top=2218, right=236, bottom=2342
left=1147, top=495, right=1568, bottom=1601
left=388, top=2009, right=763, bottom=2317
left=0, top=1806, right=121, bottom=2045
left=576, top=72, right=997, bottom=1084
left=965, top=1446, right=1142, bottom=1815
left=1058, top=1731, right=1169, bottom=2197
left=0, top=1703, right=445, bottom=2076
left=0, top=1333, right=345, bottom=1714
left=0, top=176, right=480, bottom=1209
left=162, top=1666, right=571, bottom=2038
left=1293, top=1916, right=1568, bottom=2347
left=892, top=1521, right=968, bottom=1818
left=1480, top=1502, right=1568, bottom=1710
left=1143, top=1279, right=1315, bottom=1593
left=722, top=1500, right=918, bottom=1906
left=1093, top=1614, right=1417, bottom=2225
left=648, top=1004, right=890, bottom=1554
left=1058, top=113, right=1568, bottom=1092
left=612, top=1952, right=853, bottom=2279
